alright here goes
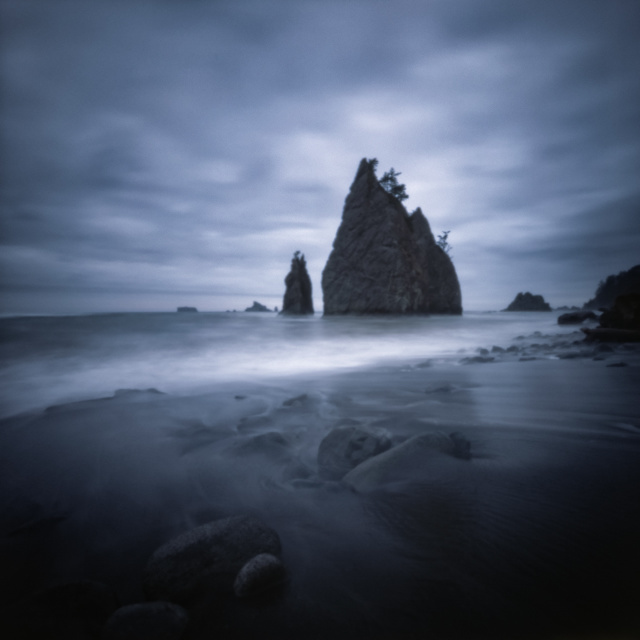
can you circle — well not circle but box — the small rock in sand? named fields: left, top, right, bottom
left=102, top=602, right=189, bottom=640
left=233, top=553, right=286, bottom=598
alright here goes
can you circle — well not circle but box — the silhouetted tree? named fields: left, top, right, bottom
left=436, top=230, right=452, bottom=255
left=379, top=168, right=409, bottom=202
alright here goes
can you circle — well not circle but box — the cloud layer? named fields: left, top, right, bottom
left=2, top=0, right=639, bottom=312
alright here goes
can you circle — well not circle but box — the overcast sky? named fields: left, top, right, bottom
left=1, top=0, right=639, bottom=314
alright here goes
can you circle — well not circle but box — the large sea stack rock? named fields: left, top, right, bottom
left=322, top=158, right=462, bottom=315
left=281, top=251, right=314, bottom=315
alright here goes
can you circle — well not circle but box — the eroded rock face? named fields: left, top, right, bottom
left=322, top=159, right=462, bottom=315
left=281, top=252, right=314, bottom=315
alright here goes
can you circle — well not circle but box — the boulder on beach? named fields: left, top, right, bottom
left=143, top=515, right=282, bottom=603
left=102, top=602, right=189, bottom=640
left=317, top=425, right=392, bottom=480
left=583, top=264, right=640, bottom=310
left=233, top=553, right=286, bottom=598
left=322, top=158, right=462, bottom=314
left=503, top=292, right=551, bottom=312
left=557, top=310, right=598, bottom=325
left=281, top=251, right=314, bottom=315
left=343, top=432, right=471, bottom=491
left=245, top=301, right=272, bottom=312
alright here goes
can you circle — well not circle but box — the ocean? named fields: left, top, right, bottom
left=0, top=309, right=576, bottom=418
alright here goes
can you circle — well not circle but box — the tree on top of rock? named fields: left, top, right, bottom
left=366, top=158, right=409, bottom=202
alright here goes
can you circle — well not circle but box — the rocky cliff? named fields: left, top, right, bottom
left=281, top=251, right=314, bottom=315
left=583, top=264, right=640, bottom=310
left=321, top=158, right=462, bottom=315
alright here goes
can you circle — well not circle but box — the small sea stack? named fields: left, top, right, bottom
left=281, top=251, right=314, bottom=315
left=503, top=292, right=551, bottom=311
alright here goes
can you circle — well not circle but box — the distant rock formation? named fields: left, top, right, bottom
left=177, top=306, right=198, bottom=313
left=583, top=265, right=640, bottom=310
left=503, top=292, right=551, bottom=312
left=322, top=158, right=462, bottom=315
left=281, top=251, right=314, bottom=315
left=245, top=301, right=271, bottom=312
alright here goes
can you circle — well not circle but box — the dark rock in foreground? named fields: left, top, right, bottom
left=503, top=292, right=551, bottom=312
left=281, top=251, right=314, bottom=315
left=143, top=515, right=281, bottom=603
left=245, top=301, right=272, bottom=312
left=322, top=158, right=461, bottom=314
left=583, top=264, right=640, bottom=309
left=102, top=602, right=189, bottom=640
left=558, top=310, right=598, bottom=325
left=317, top=426, right=392, bottom=480
left=176, top=307, right=198, bottom=313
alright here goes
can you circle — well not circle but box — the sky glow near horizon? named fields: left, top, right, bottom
left=1, top=0, right=639, bottom=314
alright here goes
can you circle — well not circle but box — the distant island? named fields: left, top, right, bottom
left=177, top=307, right=198, bottom=313
left=245, top=301, right=273, bottom=312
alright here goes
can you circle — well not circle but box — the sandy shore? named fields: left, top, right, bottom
left=1, top=339, right=640, bottom=638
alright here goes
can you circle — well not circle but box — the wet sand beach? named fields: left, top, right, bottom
left=1, top=328, right=639, bottom=638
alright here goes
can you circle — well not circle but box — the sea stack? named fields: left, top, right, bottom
left=281, top=251, right=314, bottom=315
left=322, top=158, right=462, bottom=315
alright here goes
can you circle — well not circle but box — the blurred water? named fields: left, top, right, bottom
left=0, top=310, right=572, bottom=417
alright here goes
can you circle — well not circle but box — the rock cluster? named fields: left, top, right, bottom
left=281, top=251, right=314, bottom=315
left=322, top=158, right=462, bottom=314
left=143, top=515, right=282, bottom=603
left=582, top=293, right=640, bottom=342
left=503, top=292, right=551, bottom=312
left=557, top=310, right=598, bottom=325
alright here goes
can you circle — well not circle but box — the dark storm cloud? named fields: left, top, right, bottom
left=1, top=0, right=639, bottom=312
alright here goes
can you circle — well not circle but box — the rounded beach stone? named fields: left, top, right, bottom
left=317, top=426, right=391, bottom=480
left=143, top=515, right=281, bottom=602
left=233, top=553, right=286, bottom=598
left=101, top=602, right=189, bottom=640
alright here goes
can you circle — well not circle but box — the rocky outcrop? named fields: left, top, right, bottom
left=583, top=265, right=640, bottom=310
left=558, top=310, right=598, bottom=325
left=582, top=293, right=640, bottom=342
left=281, top=251, right=314, bottom=315
left=322, top=158, right=462, bottom=314
left=245, top=301, right=272, bottom=312
left=503, top=292, right=551, bottom=311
